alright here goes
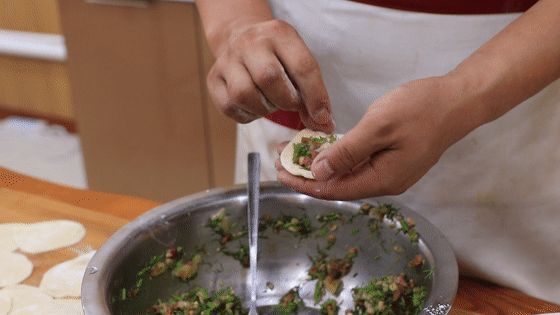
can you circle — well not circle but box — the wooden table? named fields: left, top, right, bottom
left=1, top=167, right=558, bottom=314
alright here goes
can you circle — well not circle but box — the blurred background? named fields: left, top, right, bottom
left=0, top=0, right=236, bottom=202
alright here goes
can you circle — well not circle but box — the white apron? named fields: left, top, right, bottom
left=235, top=0, right=560, bottom=303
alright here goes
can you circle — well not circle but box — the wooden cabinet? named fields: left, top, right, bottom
left=0, top=0, right=62, bottom=34
left=58, top=0, right=236, bottom=201
left=0, top=0, right=73, bottom=120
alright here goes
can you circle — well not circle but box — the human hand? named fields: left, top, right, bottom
left=206, top=19, right=334, bottom=132
left=276, top=76, right=486, bottom=200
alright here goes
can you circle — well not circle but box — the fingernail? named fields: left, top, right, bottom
left=313, top=108, right=331, bottom=125
left=312, top=159, right=335, bottom=180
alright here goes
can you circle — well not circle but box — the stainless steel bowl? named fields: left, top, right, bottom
left=82, top=182, right=458, bottom=314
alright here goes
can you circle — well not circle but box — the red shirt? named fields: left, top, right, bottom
left=352, top=0, right=538, bottom=14
left=267, top=0, right=539, bottom=130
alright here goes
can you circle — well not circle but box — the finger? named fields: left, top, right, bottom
left=276, top=141, right=289, bottom=155
left=222, top=62, right=275, bottom=117
left=299, top=109, right=335, bottom=134
left=275, top=158, right=283, bottom=171
left=242, top=50, right=300, bottom=111
left=279, top=150, right=402, bottom=200
left=272, top=34, right=334, bottom=129
left=277, top=169, right=330, bottom=198
left=207, top=70, right=259, bottom=123
left=310, top=112, right=392, bottom=180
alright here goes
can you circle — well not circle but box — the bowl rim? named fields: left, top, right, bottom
left=81, top=181, right=458, bottom=315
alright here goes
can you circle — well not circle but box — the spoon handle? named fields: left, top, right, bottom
left=247, top=152, right=260, bottom=315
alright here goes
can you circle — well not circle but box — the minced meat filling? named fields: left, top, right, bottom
left=347, top=274, right=427, bottom=315
left=151, top=287, right=246, bottom=315
left=130, top=203, right=428, bottom=314
left=292, top=135, right=337, bottom=170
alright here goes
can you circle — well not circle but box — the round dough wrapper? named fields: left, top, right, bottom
left=10, top=299, right=83, bottom=315
left=0, top=285, right=52, bottom=311
left=48, top=299, right=84, bottom=315
left=0, top=223, right=24, bottom=252
left=0, top=251, right=33, bottom=287
left=40, top=251, right=95, bottom=298
left=16, top=220, right=86, bottom=254
left=8, top=304, right=41, bottom=315
left=280, top=129, right=342, bottom=179
left=0, top=292, right=11, bottom=315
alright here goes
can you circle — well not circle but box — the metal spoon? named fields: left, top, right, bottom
left=247, top=153, right=260, bottom=315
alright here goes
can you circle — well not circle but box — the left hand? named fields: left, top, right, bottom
left=276, top=75, right=485, bottom=200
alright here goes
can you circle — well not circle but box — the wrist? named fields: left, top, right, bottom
left=447, top=65, right=498, bottom=121
left=206, top=16, right=270, bottom=57
left=434, top=72, right=493, bottom=147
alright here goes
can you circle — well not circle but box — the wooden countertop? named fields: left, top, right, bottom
left=1, top=167, right=558, bottom=314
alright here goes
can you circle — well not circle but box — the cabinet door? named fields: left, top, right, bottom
left=194, top=11, right=237, bottom=189
left=59, top=0, right=224, bottom=201
left=0, top=0, right=72, bottom=120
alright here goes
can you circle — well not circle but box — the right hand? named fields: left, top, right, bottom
left=206, top=19, right=335, bottom=132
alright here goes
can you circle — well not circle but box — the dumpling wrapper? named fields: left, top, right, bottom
left=40, top=251, right=95, bottom=298
left=0, top=285, right=52, bottom=311
left=0, top=292, right=11, bottom=315
left=16, top=220, right=86, bottom=254
left=10, top=299, right=83, bottom=315
left=9, top=304, right=41, bottom=315
left=280, top=129, right=342, bottom=179
left=47, top=299, right=84, bottom=315
left=0, top=224, right=24, bottom=252
left=0, top=251, right=33, bottom=288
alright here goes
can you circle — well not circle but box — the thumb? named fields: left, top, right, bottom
left=310, top=117, right=387, bottom=180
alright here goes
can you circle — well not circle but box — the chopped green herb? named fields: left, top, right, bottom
left=272, top=214, right=313, bottom=237
left=314, top=280, right=325, bottom=305
left=207, top=208, right=247, bottom=246
left=412, top=286, right=428, bottom=310
left=400, top=218, right=410, bottom=233
left=151, top=286, right=247, bottom=315
left=308, top=247, right=359, bottom=303
left=135, top=277, right=143, bottom=289
left=172, top=252, right=203, bottom=281
left=137, top=254, right=164, bottom=279
left=292, top=143, right=311, bottom=164
left=292, top=135, right=338, bottom=170
left=276, top=287, right=303, bottom=314
left=423, top=268, right=435, bottom=280
left=319, top=299, right=339, bottom=315
left=126, top=247, right=184, bottom=300
left=317, top=225, right=329, bottom=237
left=360, top=203, right=421, bottom=243
left=316, top=212, right=344, bottom=224
left=223, top=244, right=249, bottom=268
left=348, top=274, right=426, bottom=315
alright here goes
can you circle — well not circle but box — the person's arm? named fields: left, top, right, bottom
left=450, top=0, right=560, bottom=128
left=195, top=0, right=334, bottom=131
left=277, top=0, right=560, bottom=200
